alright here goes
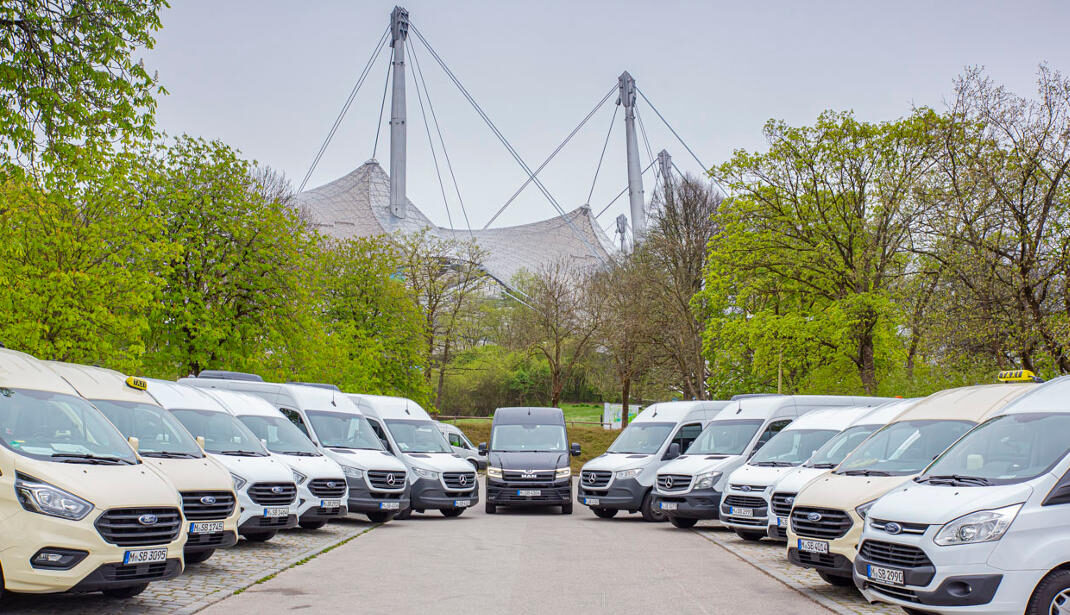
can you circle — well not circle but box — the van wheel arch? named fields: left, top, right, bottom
left=1025, top=566, right=1070, bottom=615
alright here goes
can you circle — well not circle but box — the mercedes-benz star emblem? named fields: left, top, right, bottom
left=884, top=522, right=903, bottom=535
left=459, top=474, right=468, bottom=485
left=807, top=512, right=822, bottom=522
left=664, top=476, right=674, bottom=488
left=585, top=472, right=596, bottom=483
left=386, top=473, right=396, bottom=486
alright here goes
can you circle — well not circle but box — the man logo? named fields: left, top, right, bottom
left=884, top=522, right=903, bottom=535
left=386, top=473, right=396, bottom=486
left=807, top=512, right=823, bottom=522
left=138, top=514, right=158, bottom=526
left=200, top=495, right=217, bottom=506
left=271, top=486, right=285, bottom=494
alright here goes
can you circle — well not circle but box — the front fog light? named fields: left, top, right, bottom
left=30, top=548, right=88, bottom=570
left=15, top=476, right=93, bottom=520
left=556, top=467, right=572, bottom=479
left=487, top=466, right=503, bottom=479
left=934, top=504, right=1022, bottom=546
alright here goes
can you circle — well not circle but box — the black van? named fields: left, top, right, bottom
left=479, top=407, right=581, bottom=514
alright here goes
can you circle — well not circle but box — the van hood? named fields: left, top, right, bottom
left=324, top=448, right=406, bottom=472
left=271, top=453, right=345, bottom=479
left=795, top=473, right=913, bottom=511
left=869, top=481, right=1035, bottom=525
left=142, top=456, right=233, bottom=492
left=658, top=453, right=741, bottom=476
left=727, top=464, right=796, bottom=489
left=490, top=451, right=568, bottom=471
left=403, top=452, right=473, bottom=473
left=770, top=466, right=830, bottom=495
left=581, top=452, right=653, bottom=473
left=19, top=460, right=181, bottom=508
left=208, top=453, right=293, bottom=482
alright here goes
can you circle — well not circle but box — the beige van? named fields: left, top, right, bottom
left=0, top=349, right=185, bottom=598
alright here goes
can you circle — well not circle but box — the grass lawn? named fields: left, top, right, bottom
left=560, top=402, right=604, bottom=423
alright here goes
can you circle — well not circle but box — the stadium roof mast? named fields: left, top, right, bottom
left=389, top=6, right=410, bottom=219
left=618, top=71, right=645, bottom=244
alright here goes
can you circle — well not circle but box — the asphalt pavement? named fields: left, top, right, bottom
left=202, top=480, right=832, bottom=615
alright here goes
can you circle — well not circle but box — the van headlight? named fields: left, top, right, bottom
left=556, top=467, right=572, bottom=479
left=292, top=470, right=308, bottom=485
left=615, top=468, right=639, bottom=480
left=934, top=504, right=1022, bottom=546
left=412, top=467, right=439, bottom=480
left=15, top=476, right=94, bottom=521
left=855, top=500, right=876, bottom=519
left=695, top=471, right=722, bottom=490
left=487, top=466, right=503, bottom=479
left=342, top=465, right=363, bottom=479
left=230, top=473, right=247, bottom=491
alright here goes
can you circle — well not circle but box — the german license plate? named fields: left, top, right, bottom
left=320, top=499, right=342, bottom=509
left=730, top=506, right=754, bottom=517
left=453, top=499, right=471, bottom=507
left=123, top=548, right=167, bottom=564
left=379, top=501, right=400, bottom=510
left=798, top=539, right=829, bottom=554
left=189, top=521, right=224, bottom=534
left=776, top=516, right=787, bottom=527
left=263, top=507, right=288, bottom=518
left=867, top=564, right=905, bottom=586
left=659, top=501, right=678, bottom=510
left=585, top=498, right=600, bottom=506
left=517, top=490, right=541, bottom=497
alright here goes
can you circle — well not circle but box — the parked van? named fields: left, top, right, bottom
left=182, top=375, right=410, bottom=523
left=480, top=407, right=581, bottom=514
left=721, top=405, right=883, bottom=541
left=47, top=362, right=239, bottom=564
left=787, top=380, right=1036, bottom=586
left=855, top=375, right=1070, bottom=615
left=654, top=395, right=885, bottom=529
left=205, top=389, right=348, bottom=530
left=436, top=421, right=486, bottom=470
left=577, top=400, right=729, bottom=521
left=146, top=380, right=298, bottom=542
left=0, top=349, right=184, bottom=598
left=766, top=399, right=915, bottom=541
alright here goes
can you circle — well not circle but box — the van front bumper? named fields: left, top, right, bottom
left=653, top=488, right=722, bottom=519
left=410, top=477, right=479, bottom=510
left=184, top=530, right=238, bottom=553
left=345, top=477, right=409, bottom=514
left=577, top=476, right=646, bottom=510
left=238, top=514, right=297, bottom=534
left=69, top=558, right=183, bottom=593
left=487, top=478, right=572, bottom=507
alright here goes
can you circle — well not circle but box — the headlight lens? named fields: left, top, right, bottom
left=15, top=476, right=93, bottom=520
left=934, top=504, right=1022, bottom=546
left=230, top=473, right=247, bottom=491
left=487, top=466, right=503, bottom=479
left=342, top=465, right=363, bottom=479
left=412, top=467, right=439, bottom=480
left=615, top=468, right=639, bottom=480
left=855, top=500, right=876, bottom=520
left=695, top=471, right=722, bottom=490
left=556, top=467, right=572, bottom=479
left=292, top=470, right=308, bottom=485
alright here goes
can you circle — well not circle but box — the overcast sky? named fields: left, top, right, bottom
left=143, top=1, right=1069, bottom=235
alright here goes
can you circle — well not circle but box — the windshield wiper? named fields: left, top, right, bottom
left=754, top=461, right=794, bottom=467
left=217, top=450, right=263, bottom=457
left=920, top=474, right=991, bottom=486
left=279, top=451, right=319, bottom=457
left=50, top=453, right=131, bottom=465
left=840, top=469, right=892, bottom=476
left=809, top=462, right=837, bottom=469
left=141, top=451, right=199, bottom=459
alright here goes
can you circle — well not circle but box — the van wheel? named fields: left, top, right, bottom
left=242, top=531, right=276, bottom=542
left=299, top=520, right=327, bottom=530
left=394, top=508, right=412, bottom=520
left=366, top=511, right=394, bottom=523
left=183, top=549, right=215, bottom=564
left=1026, top=569, right=1070, bottom=615
left=102, top=583, right=148, bottom=599
left=817, top=571, right=854, bottom=587
left=670, top=516, right=698, bottom=528
left=441, top=508, right=464, bottom=518
left=485, top=502, right=497, bottom=514
left=735, top=529, right=766, bottom=542
left=593, top=508, right=618, bottom=519
left=561, top=501, right=573, bottom=515
left=640, top=492, right=666, bottom=522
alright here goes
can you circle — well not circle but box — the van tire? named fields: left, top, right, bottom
left=183, top=549, right=215, bottom=564
left=394, top=508, right=412, bottom=520
left=592, top=508, right=618, bottom=519
left=670, top=516, right=698, bottom=528
left=640, top=492, right=666, bottom=522
left=1026, top=568, right=1070, bottom=615
left=817, top=571, right=854, bottom=587
left=561, top=501, right=573, bottom=515
left=299, top=520, right=327, bottom=530
left=735, top=529, right=766, bottom=542
left=102, top=583, right=148, bottom=599
left=242, top=531, right=276, bottom=542
left=485, top=502, right=497, bottom=514
left=441, top=508, right=464, bottom=518
left=366, top=511, right=394, bottom=523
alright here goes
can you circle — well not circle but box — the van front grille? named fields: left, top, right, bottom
left=442, top=472, right=476, bottom=490
left=723, top=494, right=766, bottom=509
left=770, top=492, right=796, bottom=517
left=308, top=479, right=347, bottom=498
left=860, top=540, right=933, bottom=569
left=95, top=508, right=182, bottom=546
left=580, top=470, right=612, bottom=489
left=248, top=483, right=297, bottom=505
left=656, top=474, right=692, bottom=492
left=791, top=507, right=853, bottom=539
left=503, top=470, right=554, bottom=481
left=367, top=470, right=407, bottom=491
left=180, top=491, right=235, bottom=520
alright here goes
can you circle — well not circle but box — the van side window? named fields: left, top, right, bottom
left=756, top=420, right=791, bottom=450
left=280, top=408, right=310, bottom=438
left=448, top=433, right=464, bottom=448
left=672, top=423, right=703, bottom=453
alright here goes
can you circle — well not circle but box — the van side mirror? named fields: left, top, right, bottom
left=570, top=442, right=581, bottom=457
left=127, top=436, right=139, bottom=452
left=478, top=442, right=487, bottom=455
left=196, top=436, right=206, bottom=450
left=665, top=442, right=681, bottom=460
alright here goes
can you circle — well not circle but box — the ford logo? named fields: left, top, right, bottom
left=271, top=486, right=285, bottom=494
left=740, top=485, right=752, bottom=492
left=326, top=482, right=337, bottom=489
left=884, top=522, right=903, bottom=535
left=200, top=495, right=217, bottom=505
left=386, top=474, right=396, bottom=486
left=138, top=513, right=158, bottom=526
left=807, top=512, right=822, bottom=522
left=786, top=496, right=795, bottom=505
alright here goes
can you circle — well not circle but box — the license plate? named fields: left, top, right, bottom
left=320, top=499, right=342, bottom=509
left=659, top=501, right=678, bottom=511
left=189, top=521, right=224, bottom=534
left=776, top=516, right=787, bottom=527
left=517, top=490, right=541, bottom=497
left=867, top=564, right=905, bottom=586
left=453, top=499, right=471, bottom=507
left=798, top=539, right=829, bottom=554
left=123, top=548, right=167, bottom=564
left=585, top=498, right=600, bottom=506
left=263, top=507, right=288, bottom=518
left=730, top=506, right=754, bottom=517
left=379, top=501, right=400, bottom=510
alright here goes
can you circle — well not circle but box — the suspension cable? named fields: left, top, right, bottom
left=298, top=26, right=389, bottom=193
left=635, top=107, right=660, bottom=189
left=410, top=42, right=457, bottom=234
left=585, top=103, right=618, bottom=206
left=371, top=48, right=393, bottom=160
left=596, top=159, right=656, bottom=219
left=637, top=87, right=729, bottom=195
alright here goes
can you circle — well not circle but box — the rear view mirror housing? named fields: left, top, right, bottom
left=478, top=442, right=487, bottom=455
left=570, top=442, right=581, bottom=457
left=665, top=442, right=681, bottom=460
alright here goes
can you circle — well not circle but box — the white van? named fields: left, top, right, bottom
left=146, top=380, right=298, bottom=542
left=577, top=400, right=729, bottom=521
left=182, top=375, right=410, bottom=523
left=204, top=389, right=349, bottom=530
left=0, top=349, right=184, bottom=598
left=654, top=395, right=886, bottom=529
left=351, top=394, right=479, bottom=518
left=47, top=362, right=240, bottom=564
left=436, top=421, right=486, bottom=470
left=855, top=375, right=1070, bottom=615
left=721, top=405, right=885, bottom=541
left=766, top=399, right=915, bottom=541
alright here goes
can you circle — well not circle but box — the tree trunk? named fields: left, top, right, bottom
left=620, top=376, right=631, bottom=429
left=859, top=332, right=876, bottom=394
left=550, top=367, right=561, bottom=408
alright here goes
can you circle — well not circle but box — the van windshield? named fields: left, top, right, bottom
left=306, top=411, right=384, bottom=450
left=385, top=419, right=452, bottom=453
left=92, top=399, right=203, bottom=458
left=837, top=420, right=974, bottom=476
left=170, top=409, right=267, bottom=456
left=686, top=420, right=762, bottom=455
left=491, top=424, right=567, bottom=452
left=238, top=415, right=320, bottom=456
left=607, top=422, right=674, bottom=454
left=804, top=424, right=881, bottom=468
left=0, top=388, right=137, bottom=464
left=919, top=413, right=1070, bottom=485
left=750, top=429, right=837, bottom=467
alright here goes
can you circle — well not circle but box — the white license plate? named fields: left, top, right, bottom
left=776, top=516, right=787, bottom=527
left=659, top=501, right=678, bottom=511
left=730, top=506, right=754, bottom=517
left=867, top=564, right=905, bottom=586
left=379, top=501, right=400, bottom=510
left=517, top=490, right=541, bottom=497
left=798, top=539, right=830, bottom=554
left=189, top=521, right=224, bottom=534
left=123, top=548, right=167, bottom=564
left=453, top=499, right=471, bottom=507
left=320, top=499, right=342, bottom=509
left=263, top=507, right=289, bottom=518
left=585, top=498, right=600, bottom=506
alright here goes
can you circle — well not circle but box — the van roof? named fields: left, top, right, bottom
left=711, top=395, right=886, bottom=421
left=997, top=376, right=1070, bottom=415
left=894, top=383, right=1036, bottom=423
left=202, top=388, right=281, bottom=418
left=493, top=406, right=564, bottom=425
left=781, top=405, right=879, bottom=432
left=633, top=400, right=731, bottom=423
left=0, top=349, right=79, bottom=395
left=348, top=394, right=429, bottom=420
left=46, top=361, right=156, bottom=405
left=852, top=399, right=917, bottom=427
left=146, top=379, right=229, bottom=413
left=178, top=377, right=361, bottom=414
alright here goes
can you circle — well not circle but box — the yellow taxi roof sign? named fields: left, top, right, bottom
left=125, top=376, right=148, bottom=391
left=997, top=370, right=1041, bottom=383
